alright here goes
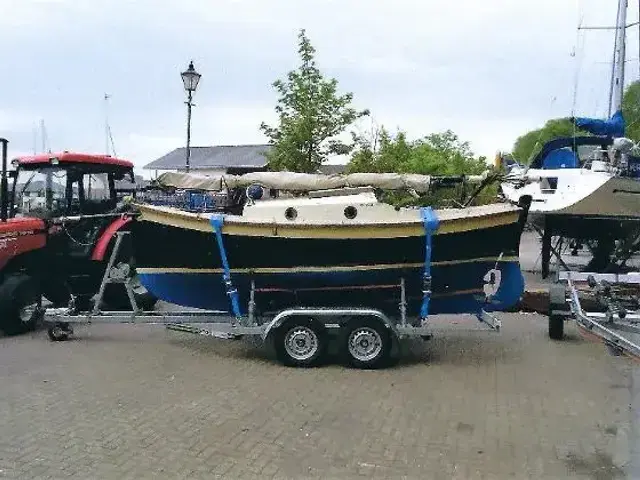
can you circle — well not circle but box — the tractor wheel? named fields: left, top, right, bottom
left=0, top=273, right=43, bottom=336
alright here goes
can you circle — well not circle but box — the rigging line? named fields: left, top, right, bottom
left=572, top=5, right=586, bottom=118
left=104, top=93, right=118, bottom=157
left=108, top=125, right=117, bottom=158
left=572, top=1, right=586, bottom=150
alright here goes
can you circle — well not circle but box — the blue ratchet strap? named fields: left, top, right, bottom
left=210, top=215, right=242, bottom=319
left=419, top=207, right=440, bottom=320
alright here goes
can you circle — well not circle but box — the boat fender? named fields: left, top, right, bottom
left=419, top=207, right=440, bottom=321
left=210, top=215, right=242, bottom=319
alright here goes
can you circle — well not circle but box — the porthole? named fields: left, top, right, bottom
left=285, top=207, right=298, bottom=221
left=344, top=206, right=358, bottom=219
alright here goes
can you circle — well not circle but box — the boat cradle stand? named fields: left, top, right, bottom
left=548, top=270, right=640, bottom=359
left=42, top=229, right=503, bottom=368
left=535, top=215, right=640, bottom=279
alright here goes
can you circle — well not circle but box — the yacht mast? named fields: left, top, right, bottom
left=609, top=0, right=628, bottom=116
left=103, top=93, right=117, bottom=157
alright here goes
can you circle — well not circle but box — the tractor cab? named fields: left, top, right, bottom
left=9, top=152, right=136, bottom=220
left=0, top=143, right=155, bottom=335
left=4, top=152, right=147, bottom=310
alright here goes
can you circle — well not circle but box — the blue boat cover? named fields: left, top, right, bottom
left=529, top=136, right=613, bottom=170
left=575, top=110, right=625, bottom=138
left=542, top=149, right=579, bottom=169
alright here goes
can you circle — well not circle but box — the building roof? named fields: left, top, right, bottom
left=143, top=145, right=272, bottom=171
left=143, top=144, right=349, bottom=176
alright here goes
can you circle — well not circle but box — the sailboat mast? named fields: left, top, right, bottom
left=104, top=93, right=110, bottom=156
left=609, top=0, right=628, bottom=116
left=103, top=93, right=117, bottom=157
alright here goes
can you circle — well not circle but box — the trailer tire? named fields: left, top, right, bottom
left=342, top=318, right=391, bottom=369
left=549, top=313, right=564, bottom=340
left=273, top=318, right=327, bottom=368
left=548, top=284, right=568, bottom=340
left=0, top=273, right=42, bottom=336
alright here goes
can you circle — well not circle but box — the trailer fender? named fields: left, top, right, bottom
left=91, top=216, right=133, bottom=261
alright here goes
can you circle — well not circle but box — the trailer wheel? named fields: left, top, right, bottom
left=273, top=318, right=327, bottom=367
left=0, top=273, right=42, bottom=336
left=343, top=318, right=391, bottom=369
left=548, top=284, right=568, bottom=340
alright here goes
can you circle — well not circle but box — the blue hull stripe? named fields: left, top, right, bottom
left=138, top=260, right=524, bottom=316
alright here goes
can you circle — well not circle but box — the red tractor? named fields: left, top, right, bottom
left=0, top=138, right=156, bottom=335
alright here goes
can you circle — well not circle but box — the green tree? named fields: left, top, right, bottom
left=348, top=128, right=487, bottom=175
left=406, top=131, right=488, bottom=176
left=511, top=81, right=640, bottom=162
left=623, top=80, right=640, bottom=142
left=347, top=128, right=495, bottom=207
left=260, top=29, right=369, bottom=173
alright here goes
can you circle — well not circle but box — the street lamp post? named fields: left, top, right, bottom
left=181, top=60, right=201, bottom=172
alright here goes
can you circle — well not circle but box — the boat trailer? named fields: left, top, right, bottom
left=42, top=232, right=504, bottom=369
left=549, top=270, right=640, bottom=359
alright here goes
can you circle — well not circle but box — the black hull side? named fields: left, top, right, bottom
left=132, top=220, right=524, bottom=270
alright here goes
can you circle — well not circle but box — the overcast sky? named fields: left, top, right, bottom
left=1, top=0, right=638, bottom=176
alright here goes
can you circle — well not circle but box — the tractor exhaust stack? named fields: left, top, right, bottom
left=0, top=138, right=8, bottom=222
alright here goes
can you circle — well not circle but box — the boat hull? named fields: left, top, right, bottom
left=503, top=173, right=640, bottom=238
left=137, top=260, right=524, bottom=317
left=132, top=205, right=528, bottom=319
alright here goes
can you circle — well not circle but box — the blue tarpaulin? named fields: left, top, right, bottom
left=542, top=149, right=579, bottom=169
left=575, top=110, right=625, bottom=138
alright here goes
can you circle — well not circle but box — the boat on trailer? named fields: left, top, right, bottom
left=132, top=172, right=531, bottom=321
left=43, top=170, right=533, bottom=368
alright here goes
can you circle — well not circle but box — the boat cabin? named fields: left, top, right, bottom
left=522, top=135, right=640, bottom=184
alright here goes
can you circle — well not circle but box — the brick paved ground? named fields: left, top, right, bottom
left=0, top=313, right=636, bottom=479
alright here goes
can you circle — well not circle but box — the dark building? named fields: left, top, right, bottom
left=143, top=144, right=346, bottom=176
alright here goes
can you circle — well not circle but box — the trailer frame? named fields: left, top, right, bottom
left=42, top=232, right=504, bottom=368
left=550, top=270, right=640, bottom=359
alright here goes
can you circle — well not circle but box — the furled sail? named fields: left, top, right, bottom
left=574, top=110, right=626, bottom=138
left=153, top=170, right=489, bottom=194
